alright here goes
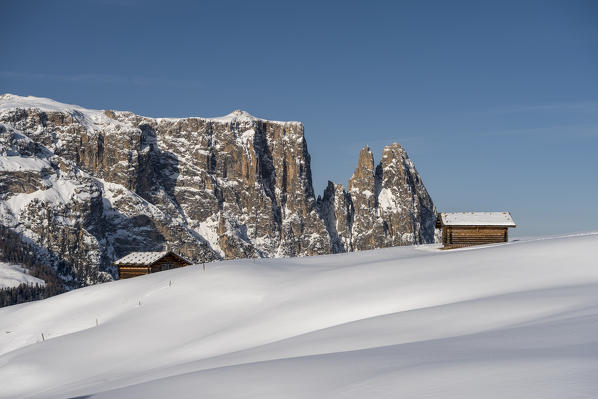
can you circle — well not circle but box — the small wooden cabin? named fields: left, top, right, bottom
left=437, top=212, right=516, bottom=249
left=114, top=251, right=192, bottom=279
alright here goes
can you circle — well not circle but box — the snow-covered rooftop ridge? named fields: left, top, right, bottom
left=113, top=251, right=192, bottom=266
left=440, top=212, right=516, bottom=227
left=113, top=251, right=169, bottom=266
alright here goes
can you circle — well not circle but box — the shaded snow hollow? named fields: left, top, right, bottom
left=1, top=233, right=598, bottom=398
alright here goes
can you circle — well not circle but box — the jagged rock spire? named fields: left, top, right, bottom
left=319, top=143, right=436, bottom=252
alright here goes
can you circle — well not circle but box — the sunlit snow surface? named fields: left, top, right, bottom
left=1, top=233, right=597, bottom=398
left=0, top=262, right=45, bottom=289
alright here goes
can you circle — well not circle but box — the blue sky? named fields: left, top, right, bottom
left=2, top=0, right=597, bottom=236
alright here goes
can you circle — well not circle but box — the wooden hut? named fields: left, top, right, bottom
left=437, top=212, right=516, bottom=249
left=114, top=251, right=193, bottom=279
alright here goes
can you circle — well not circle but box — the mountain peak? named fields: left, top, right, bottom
left=229, top=109, right=254, bottom=118
left=213, top=109, right=257, bottom=122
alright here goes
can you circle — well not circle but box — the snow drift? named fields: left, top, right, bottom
left=0, top=233, right=597, bottom=398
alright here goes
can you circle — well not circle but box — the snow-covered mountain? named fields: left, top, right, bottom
left=0, top=233, right=597, bottom=398
left=0, top=94, right=436, bottom=288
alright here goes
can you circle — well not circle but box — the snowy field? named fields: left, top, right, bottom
left=0, top=233, right=597, bottom=398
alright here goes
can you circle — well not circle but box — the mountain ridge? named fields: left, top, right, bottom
left=0, top=94, right=436, bottom=289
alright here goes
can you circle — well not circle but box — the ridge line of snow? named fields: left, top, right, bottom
left=0, top=93, right=302, bottom=125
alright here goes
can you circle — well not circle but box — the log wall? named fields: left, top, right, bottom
left=118, top=266, right=151, bottom=279
left=149, top=254, right=190, bottom=273
left=442, top=226, right=509, bottom=248
left=117, top=254, right=192, bottom=279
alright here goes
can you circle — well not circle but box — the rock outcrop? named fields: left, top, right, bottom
left=0, top=94, right=435, bottom=288
left=317, top=144, right=436, bottom=252
left=317, top=181, right=354, bottom=253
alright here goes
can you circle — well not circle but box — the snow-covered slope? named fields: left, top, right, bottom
left=0, top=233, right=597, bottom=398
left=0, top=262, right=45, bottom=289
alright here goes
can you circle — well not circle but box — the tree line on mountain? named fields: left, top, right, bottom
left=0, top=283, right=48, bottom=307
left=0, top=225, right=65, bottom=308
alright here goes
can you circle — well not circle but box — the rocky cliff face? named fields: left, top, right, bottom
left=317, top=144, right=436, bottom=253
left=0, top=94, right=435, bottom=288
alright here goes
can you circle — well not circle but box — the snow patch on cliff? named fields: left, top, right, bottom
left=236, top=128, right=255, bottom=147
left=0, top=156, right=51, bottom=172
left=377, top=187, right=400, bottom=212
left=0, top=178, right=77, bottom=224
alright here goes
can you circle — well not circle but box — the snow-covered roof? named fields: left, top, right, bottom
left=113, top=251, right=191, bottom=266
left=439, top=212, right=516, bottom=227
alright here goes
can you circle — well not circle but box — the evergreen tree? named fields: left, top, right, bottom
left=0, top=225, right=66, bottom=307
